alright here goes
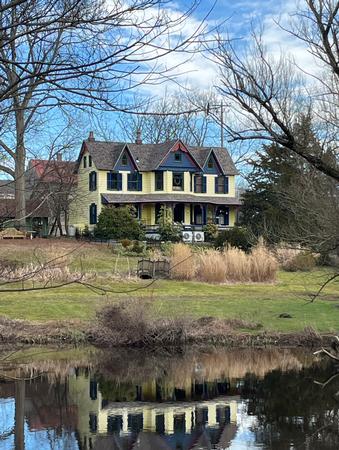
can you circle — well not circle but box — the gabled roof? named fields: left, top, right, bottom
left=79, top=141, right=126, bottom=171
left=78, top=138, right=238, bottom=175
left=188, top=146, right=238, bottom=175
left=127, top=140, right=179, bottom=171
left=29, top=159, right=76, bottom=182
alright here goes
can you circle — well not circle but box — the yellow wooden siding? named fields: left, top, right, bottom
left=164, top=171, right=172, bottom=192
left=228, top=176, right=236, bottom=197
left=141, top=172, right=152, bottom=193
left=69, top=152, right=101, bottom=230
left=70, top=150, right=238, bottom=230
left=184, top=204, right=191, bottom=224
left=229, top=207, right=236, bottom=226
left=183, top=172, right=191, bottom=193
left=205, top=174, right=216, bottom=196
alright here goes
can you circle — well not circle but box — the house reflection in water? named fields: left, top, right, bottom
left=68, top=372, right=239, bottom=450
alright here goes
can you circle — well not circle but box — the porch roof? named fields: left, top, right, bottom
left=101, top=193, right=242, bottom=206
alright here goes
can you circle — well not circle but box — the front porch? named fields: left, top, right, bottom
left=101, top=193, right=241, bottom=231
left=140, top=202, right=237, bottom=228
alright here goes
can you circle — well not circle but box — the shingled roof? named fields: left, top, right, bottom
left=80, top=137, right=238, bottom=175
left=102, top=193, right=242, bottom=206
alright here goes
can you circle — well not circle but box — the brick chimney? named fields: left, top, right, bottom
left=56, top=152, right=62, bottom=161
left=135, top=129, right=142, bottom=145
left=88, top=131, right=95, bottom=141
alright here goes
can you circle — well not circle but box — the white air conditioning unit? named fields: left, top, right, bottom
left=182, top=231, right=193, bottom=243
left=193, top=231, right=205, bottom=242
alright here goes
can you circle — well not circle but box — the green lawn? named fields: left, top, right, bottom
left=0, top=266, right=338, bottom=333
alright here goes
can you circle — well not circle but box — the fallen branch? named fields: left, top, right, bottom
left=313, top=348, right=339, bottom=361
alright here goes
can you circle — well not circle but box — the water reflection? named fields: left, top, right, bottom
left=0, top=347, right=337, bottom=449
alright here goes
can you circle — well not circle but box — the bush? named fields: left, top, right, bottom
left=131, top=240, right=145, bottom=254
left=93, top=299, right=189, bottom=347
left=157, top=206, right=182, bottom=242
left=203, top=221, right=219, bottom=242
left=214, top=226, right=253, bottom=252
left=275, top=244, right=301, bottom=266
left=94, top=206, right=144, bottom=240
left=121, top=239, right=132, bottom=249
left=283, top=252, right=317, bottom=272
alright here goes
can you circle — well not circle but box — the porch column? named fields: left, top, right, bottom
left=184, top=204, right=190, bottom=225
left=150, top=203, right=156, bottom=225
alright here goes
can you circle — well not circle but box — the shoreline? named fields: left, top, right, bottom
left=0, top=317, right=334, bottom=349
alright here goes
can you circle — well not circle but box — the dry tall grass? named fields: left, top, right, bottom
left=171, top=242, right=278, bottom=283
left=197, top=250, right=226, bottom=283
left=170, top=243, right=197, bottom=280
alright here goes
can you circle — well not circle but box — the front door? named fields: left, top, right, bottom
left=216, top=206, right=230, bottom=226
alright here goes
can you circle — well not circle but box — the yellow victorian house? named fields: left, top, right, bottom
left=70, top=131, right=241, bottom=232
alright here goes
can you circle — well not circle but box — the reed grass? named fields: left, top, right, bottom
left=170, top=243, right=197, bottom=280
left=171, top=242, right=278, bottom=283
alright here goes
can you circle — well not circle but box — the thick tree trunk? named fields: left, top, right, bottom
left=57, top=215, right=63, bottom=236
left=15, top=111, right=26, bottom=229
left=14, top=379, right=25, bottom=450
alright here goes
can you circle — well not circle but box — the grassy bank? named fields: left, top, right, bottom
left=0, top=239, right=338, bottom=339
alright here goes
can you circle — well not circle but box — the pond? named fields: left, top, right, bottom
left=0, top=346, right=338, bottom=449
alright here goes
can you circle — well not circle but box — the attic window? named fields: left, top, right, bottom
left=89, top=155, right=92, bottom=167
left=207, top=157, right=214, bottom=169
left=174, top=153, right=182, bottom=162
left=121, top=153, right=128, bottom=166
left=83, top=156, right=87, bottom=168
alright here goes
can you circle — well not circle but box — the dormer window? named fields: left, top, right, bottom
left=121, top=153, right=128, bottom=166
left=207, top=157, right=214, bottom=169
left=174, top=153, right=182, bottom=162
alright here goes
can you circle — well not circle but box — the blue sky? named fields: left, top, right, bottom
left=0, top=0, right=314, bottom=177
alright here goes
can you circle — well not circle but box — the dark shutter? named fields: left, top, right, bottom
left=118, top=173, right=122, bottom=190
left=137, top=173, right=142, bottom=191
left=107, top=172, right=111, bottom=190
left=89, top=203, right=97, bottom=224
left=224, top=176, right=229, bottom=194
left=215, top=177, right=218, bottom=193
left=202, top=176, right=207, bottom=193
left=193, top=175, right=197, bottom=193
left=89, top=171, right=97, bottom=191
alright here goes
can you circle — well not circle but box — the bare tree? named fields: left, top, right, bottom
left=114, top=89, right=218, bottom=146
left=0, top=0, right=213, bottom=227
left=209, top=0, right=339, bottom=181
